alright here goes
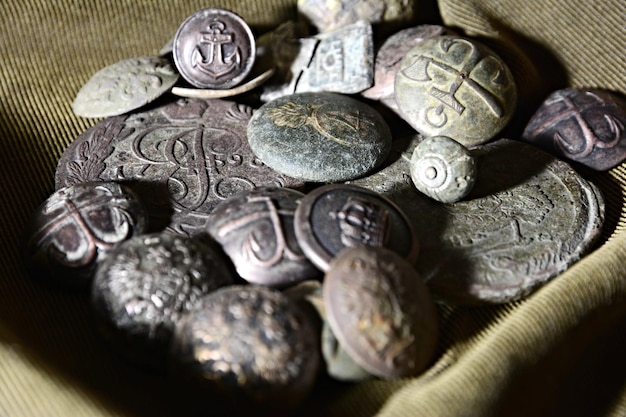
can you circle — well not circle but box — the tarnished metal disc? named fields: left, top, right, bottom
left=91, top=232, right=235, bottom=369
left=207, top=187, right=320, bottom=287
left=323, top=246, right=439, bottom=379
left=410, top=135, right=476, bottom=203
left=173, top=8, right=256, bottom=89
left=294, top=184, right=418, bottom=271
left=55, top=98, right=304, bottom=236
left=395, top=36, right=517, bottom=147
left=23, top=181, right=147, bottom=288
left=349, top=138, right=605, bottom=305
left=170, top=285, right=320, bottom=413
left=72, top=56, right=179, bottom=118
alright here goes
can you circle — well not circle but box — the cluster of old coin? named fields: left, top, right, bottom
left=24, top=2, right=621, bottom=414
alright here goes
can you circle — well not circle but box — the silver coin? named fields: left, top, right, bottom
left=173, top=8, right=256, bottom=89
left=55, top=97, right=304, bottom=236
left=207, top=187, right=320, bottom=287
left=91, top=232, right=234, bottom=369
left=294, top=184, right=419, bottom=271
left=350, top=138, right=605, bottom=304
left=170, top=285, right=320, bottom=413
left=24, top=181, right=147, bottom=288
left=72, top=56, right=179, bottom=118
left=323, top=246, right=439, bottom=379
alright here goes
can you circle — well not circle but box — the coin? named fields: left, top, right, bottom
left=323, top=246, right=439, bottom=378
left=170, top=285, right=320, bottom=413
left=395, top=36, right=517, bottom=147
left=248, top=92, right=392, bottom=182
left=23, top=181, right=147, bottom=288
left=55, top=98, right=304, bottom=236
left=206, top=187, right=320, bottom=287
left=293, top=184, right=418, bottom=271
left=350, top=138, right=605, bottom=304
left=72, top=56, right=179, bottom=118
left=410, top=135, right=476, bottom=203
left=91, top=232, right=234, bottom=369
left=522, top=87, right=626, bottom=171
left=173, top=8, right=256, bottom=89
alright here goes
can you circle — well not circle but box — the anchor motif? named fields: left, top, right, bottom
left=192, top=21, right=241, bottom=79
left=401, top=38, right=505, bottom=128
left=531, top=91, right=624, bottom=158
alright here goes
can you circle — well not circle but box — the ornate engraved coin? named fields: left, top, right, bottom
left=170, top=285, right=321, bottom=413
left=91, top=232, right=234, bottom=369
left=349, top=138, right=605, bottom=304
left=248, top=92, right=392, bottom=182
left=72, top=56, right=179, bottom=118
left=55, top=98, right=303, bottom=236
left=207, top=187, right=320, bottom=287
left=324, top=246, right=438, bottom=378
left=395, top=36, right=517, bottom=147
left=521, top=87, right=626, bottom=171
left=24, top=181, right=147, bottom=288
left=294, top=184, right=418, bottom=271
left=410, top=135, right=476, bottom=203
left=173, top=8, right=256, bottom=89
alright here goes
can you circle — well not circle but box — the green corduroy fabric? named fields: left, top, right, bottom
left=1, top=1, right=625, bottom=416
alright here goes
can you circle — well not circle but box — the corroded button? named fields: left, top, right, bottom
left=410, top=135, right=476, bottom=203
left=522, top=87, right=626, bottom=171
left=24, top=181, right=147, bottom=288
left=173, top=8, right=255, bottom=89
left=294, top=184, right=418, bottom=271
left=55, top=98, right=304, bottom=236
left=206, top=187, right=320, bottom=287
left=91, top=232, right=234, bottom=369
left=248, top=93, right=392, bottom=182
left=72, top=56, right=179, bottom=118
left=170, top=285, right=320, bottom=414
left=323, top=246, right=438, bottom=379
left=395, top=36, right=517, bottom=147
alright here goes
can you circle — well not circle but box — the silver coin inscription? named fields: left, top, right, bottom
left=171, top=285, right=320, bottom=413
left=56, top=98, right=304, bottom=236
left=323, top=246, right=438, bottom=378
left=72, top=56, right=179, bottom=118
left=350, top=138, right=605, bottom=304
left=24, top=181, right=147, bottom=287
left=91, top=232, right=234, bottom=368
left=207, top=187, right=319, bottom=287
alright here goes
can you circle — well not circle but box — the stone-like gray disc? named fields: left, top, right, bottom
left=349, top=138, right=605, bottom=305
left=56, top=98, right=304, bottom=237
left=72, top=56, right=179, bottom=118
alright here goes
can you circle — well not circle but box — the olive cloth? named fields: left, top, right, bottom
left=1, top=1, right=625, bottom=416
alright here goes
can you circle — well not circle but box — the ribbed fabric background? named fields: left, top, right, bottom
left=1, top=1, right=625, bottom=416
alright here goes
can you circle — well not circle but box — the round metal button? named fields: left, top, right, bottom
left=207, top=187, right=320, bottom=287
left=173, top=8, right=256, bottom=89
left=24, top=181, right=147, bottom=288
left=91, top=232, right=235, bottom=369
left=323, top=246, right=439, bottom=379
left=395, top=35, right=517, bottom=147
left=294, top=184, right=418, bottom=271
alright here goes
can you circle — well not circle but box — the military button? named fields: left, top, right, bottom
left=395, top=35, right=517, bottom=147
left=248, top=92, right=392, bottom=182
left=72, top=56, right=179, bottom=118
left=410, top=135, right=476, bottom=203
left=323, top=246, right=439, bottom=379
left=24, top=181, right=147, bottom=288
left=207, top=187, right=320, bottom=287
left=173, top=8, right=256, bottom=89
left=91, top=232, right=234, bottom=369
left=522, top=87, right=626, bottom=171
left=294, top=184, right=418, bottom=271
left=170, top=285, right=321, bottom=414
